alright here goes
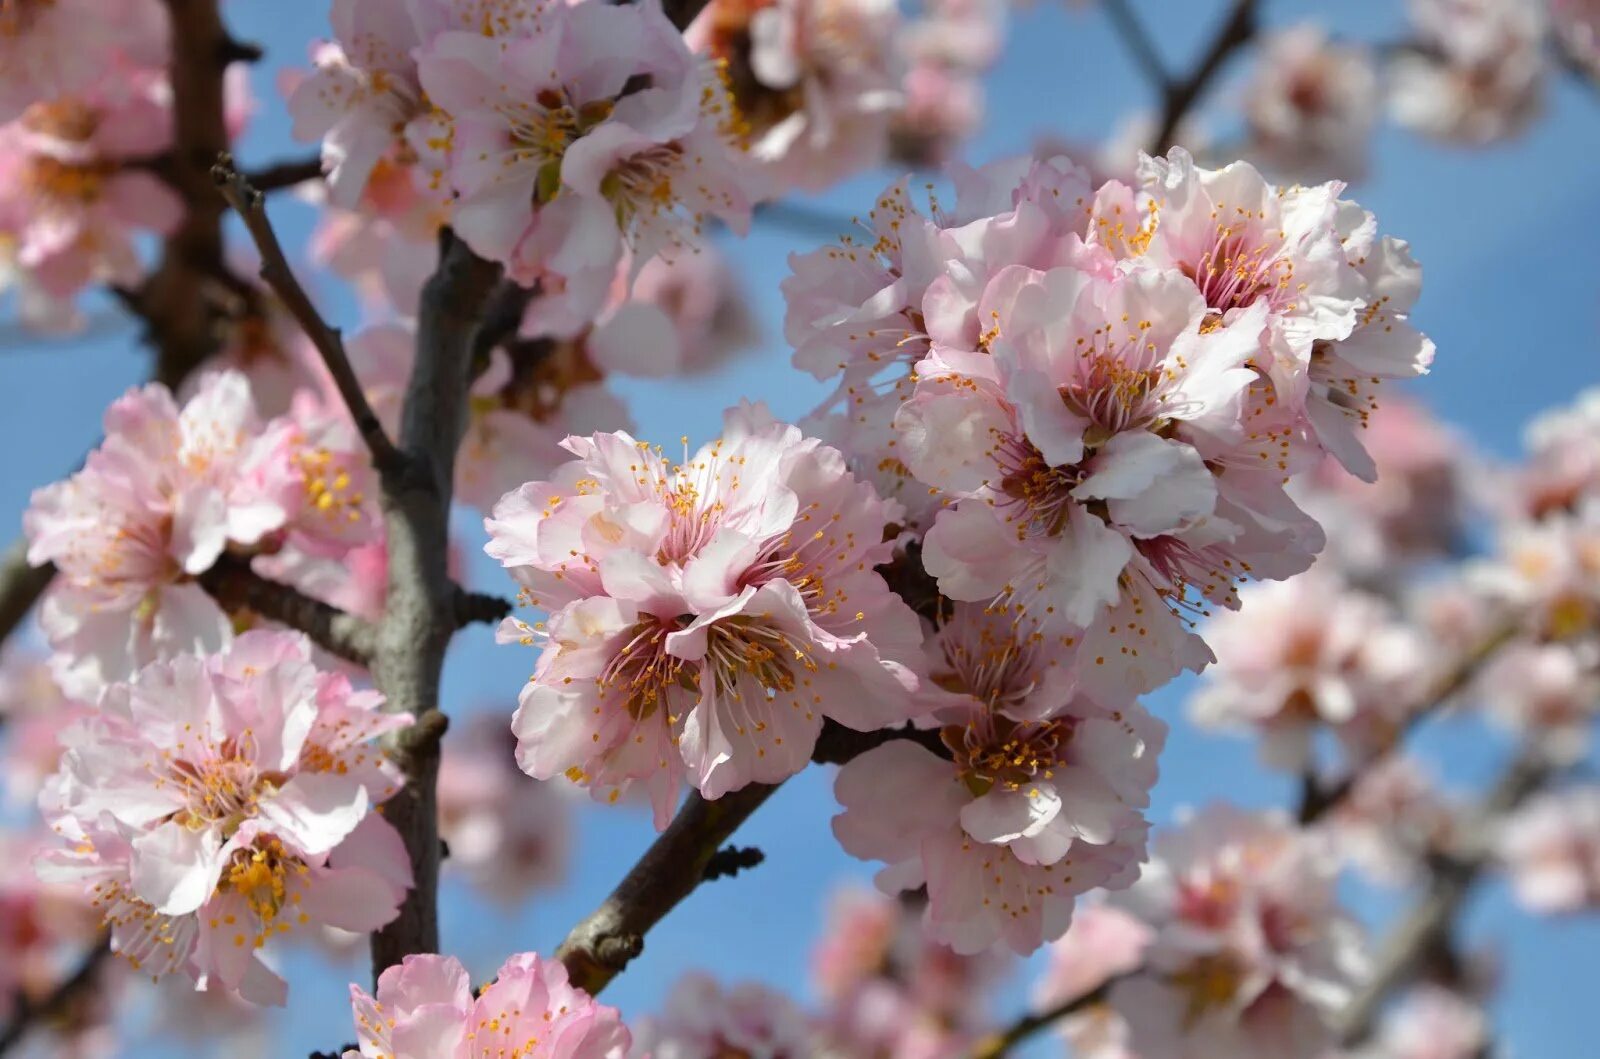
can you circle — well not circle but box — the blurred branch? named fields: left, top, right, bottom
left=1103, top=0, right=1171, bottom=91
left=1299, top=621, right=1521, bottom=824
left=0, top=542, right=53, bottom=653
left=244, top=155, right=324, bottom=193
left=664, top=0, right=712, bottom=31
left=213, top=155, right=405, bottom=476
left=1333, top=743, right=1557, bottom=1046
left=197, top=554, right=378, bottom=666
left=0, top=938, right=111, bottom=1055
left=967, top=977, right=1123, bottom=1059
left=1150, top=0, right=1259, bottom=154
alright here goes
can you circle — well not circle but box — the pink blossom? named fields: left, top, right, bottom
left=1476, top=642, right=1600, bottom=760
left=0, top=0, right=166, bottom=122
left=587, top=245, right=759, bottom=378
left=1189, top=569, right=1430, bottom=771
left=1297, top=397, right=1470, bottom=579
left=305, top=156, right=448, bottom=317
left=1474, top=500, right=1600, bottom=642
left=487, top=402, right=923, bottom=824
left=1107, top=805, right=1366, bottom=1059
left=888, top=59, right=984, bottom=170
left=636, top=972, right=817, bottom=1058
left=343, top=951, right=631, bottom=1059
left=689, top=0, right=903, bottom=191
left=0, top=81, right=183, bottom=330
left=1032, top=904, right=1150, bottom=1059
left=832, top=604, right=1162, bottom=955
left=437, top=713, right=570, bottom=904
left=38, top=631, right=412, bottom=1004
left=23, top=372, right=289, bottom=696
left=0, top=649, right=90, bottom=808
left=1321, top=756, right=1457, bottom=887
left=1552, top=0, right=1600, bottom=79
left=1389, top=0, right=1546, bottom=145
left=0, top=829, right=104, bottom=1030
left=1519, top=387, right=1600, bottom=519
left=1497, top=785, right=1600, bottom=914
left=1347, top=986, right=1489, bottom=1059
left=417, top=0, right=758, bottom=323
left=1242, top=24, right=1378, bottom=182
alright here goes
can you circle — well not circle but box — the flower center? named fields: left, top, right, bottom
left=1188, top=221, right=1295, bottom=315
left=218, top=838, right=310, bottom=948
left=701, top=615, right=817, bottom=697
left=994, top=434, right=1081, bottom=540
left=943, top=710, right=1073, bottom=797
left=297, top=445, right=366, bottom=526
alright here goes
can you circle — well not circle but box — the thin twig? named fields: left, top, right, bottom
left=811, top=719, right=951, bottom=765
left=211, top=155, right=405, bottom=477
left=555, top=782, right=781, bottom=994
left=0, top=939, right=112, bottom=1055
left=197, top=554, right=378, bottom=666
left=1102, top=0, right=1171, bottom=91
left=1299, top=621, right=1521, bottom=824
left=701, top=845, right=765, bottom=881
left=454, top=588, right=512, bottom=629
left=1150, top=0, right=1259, bottom=154
left=967, top=976, right=1123, bottom=1059
left=1333, top=744, right=1557, bottom=1045
left=244, top=155, right=324, bottom=193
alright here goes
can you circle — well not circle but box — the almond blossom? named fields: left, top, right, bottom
left=0, top=81, right=183, bottom=330
left=23, top=372, right=288, bottom=696
left=417, top=0, right=759, bottom=328
left=342, top=951, right=631, bottom=1059
left=1519, top=387, right=1600, bottom=519
left=1242, top=24, right=1379, bottom=182
left=688, top=0, right=903, bottom=191
left=1189, top=569, right=1431, bottom=771
left=1321, top=756, right=1457, bottom=887
left=436, top=713, right=570, bottom=905
left=1497, top=785, right=1600, bottom=913
left=487, top=402, right=923, bottom=824
left=0, top=649, right=90, bottom=807
left=1032, top=903, right=1151, bottom=1059
left=1552, top=0, right=1600, bottom=79
left=1106, top=805, right=1366, bottom=1059
left=1476, top=641, right=1600, bottom=761
left=832, top=603, right=1163, bottom=955
left=1344, top=986, right=1489, bottom=1059
left=1389, top=0, right=1546, bottom=144
left=0, top=0, right=166, bottom=122
left=38, top=631, right=412, bottom=1004
left=635, top=973, right=818, bottom=1058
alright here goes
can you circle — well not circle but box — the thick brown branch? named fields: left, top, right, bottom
left=368, top=232, right=505, bottom=981
left=212, top=157, right=404, bottom=476
left=0, top=939, right=111, bottom=1055
left=197, top=555, right=377, bottom=666
left=1333, top=745, right=1556, bottom=1045
left=555, top=783, right=780, bottom=994
left=967, top=977, right=1123, bottom=1059
left=1150, top=0, right=1258, bottom=154
left=0, top=542, right=53, bottom=651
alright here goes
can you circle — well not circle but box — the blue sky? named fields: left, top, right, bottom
left=2, top=0, right=1598, bottom=1055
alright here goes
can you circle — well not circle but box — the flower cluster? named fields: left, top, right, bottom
left=292, top=0, right=761, bottom=330
left=487, top=401, right=923, bottom=825
left=1242, top=23, right=1379, bottom=182
left=24, top=371, right=384, bottom=696
left=636, top=973, right=818, bottom=1058
left=1389, top=0, right=1547, bottom=144
left=1105, top=805, right=1366, bottom=1059
left=1497, top=785, right=1600, bottom=914
left=38, top=632, right=412, bottom=1004
left=786, top=148, right=1433, bottom=701
left=343, top=951, right=630, bottom=1059
left=834, top=603, right=1163, bottom=954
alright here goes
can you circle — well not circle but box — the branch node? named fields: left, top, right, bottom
left=455, top=588, right=513, bottom=629
left=702, top=845, right=765, bottom=881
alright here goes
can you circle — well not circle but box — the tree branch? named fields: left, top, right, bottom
left=1299, top=621, right=1521, bottom=824
left=811, top=719, right=951, bottom=765
left=1332, top=744, right=1557, bottom=1046
left=1103, top=0, right=1171, bottom=91
left=197, top=555, right=377, bottom=666
left=367, top=231, right=506, bottom=981
left=555, top=782, right=780, bottom=994
left=1150, top=0, right=1259, bottom=154
left=454, top=587, right=512, bottom=629
left=0, top=939, right=112, bottom=1055
left=244, top=155, right=324, bottom=193
left=212, top=156, right=405, bottom=477
left=0, top=542, right=53, bottom=651
left=966, top=976, right=1122, bottom=1059
left=664, top=0, right=713, bottom=31
left=701, top=844, right=765, bottom=881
